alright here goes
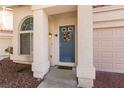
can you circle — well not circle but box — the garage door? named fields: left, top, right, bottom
left=93, top=28, right=124, bottom=73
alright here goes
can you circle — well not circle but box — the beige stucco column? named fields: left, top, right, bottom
left=77, top=5, right=95, bottom=88
left=32, top=7, right=50, bottom=79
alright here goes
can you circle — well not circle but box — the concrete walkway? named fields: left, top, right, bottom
left=38, top=67, right=77, bottom=88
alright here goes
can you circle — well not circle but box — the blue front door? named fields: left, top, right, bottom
left=59, top=25, right=75, bottom=63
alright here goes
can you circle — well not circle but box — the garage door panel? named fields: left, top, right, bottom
left=93, top=31, right=101, bottom=39
left=101, top=30, right=113, bottom=36
left=101, top=40, right=113, bottom=48
left=101, top=63, right=113, bottom=69
left=114, top=52, right=124, bottom=58
left=93, top=51, right=100, bottom=57
left=114, top=40, right=124, bottom=48
left=93, top=40, right=100, bottom=48
left=99, top=48, right=114, bottom=52
left=114, top=30, right=124, bottom=37
left=114, top=58, right=124, bottom=64
left=93, top=58, right=101, bottom=63
left=113, top=48, right=124, bottom=52
left=101, top=51, right=113, bottom=58
left=114, top=63, right=124, bottom=70
left=100, top=58, right=114, bottom=63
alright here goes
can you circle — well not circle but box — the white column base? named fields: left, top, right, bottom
left=33, top=67, right=49, bottom=79
left=32, top=62, right=50, bottom=79
left=77, top=66, right=95, bottom=88
left=33, top=71, right=48, bottom=79
left=78, top=78, right=94, bottom=88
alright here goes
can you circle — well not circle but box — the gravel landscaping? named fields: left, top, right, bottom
left=94, top=71, right=124, bottom=88
left=0, top=58, right=42, bottom=88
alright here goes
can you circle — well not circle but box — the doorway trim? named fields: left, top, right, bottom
left=49, top=11, right=77, bottom=67
left=58, top=25, right=76, bottom=67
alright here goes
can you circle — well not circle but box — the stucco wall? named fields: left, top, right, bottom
left=48, top=11, right=77, bottom=66
left=0, top=32, right=12, bottom=60
left=0, top=38, right=12, bottom=60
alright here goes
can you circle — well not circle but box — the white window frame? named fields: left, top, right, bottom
left=19, top=16, right=33, bottom=56
left=19, top=30, right=33, bottom=56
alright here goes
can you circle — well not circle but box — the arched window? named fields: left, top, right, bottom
left=20, top=16, right=33, bottom=55
left=20, top=17, right=33, bottom=31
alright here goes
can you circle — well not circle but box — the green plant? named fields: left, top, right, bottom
left=5, top=46, right=13, bottom=54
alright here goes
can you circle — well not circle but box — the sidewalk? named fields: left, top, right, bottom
left=38, top=67, right=77, bottom=88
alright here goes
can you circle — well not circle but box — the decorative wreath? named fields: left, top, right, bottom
left=62, top=27, right=73, bottom=42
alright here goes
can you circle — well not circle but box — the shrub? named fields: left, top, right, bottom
left=5, top=46, right=13, bottom=54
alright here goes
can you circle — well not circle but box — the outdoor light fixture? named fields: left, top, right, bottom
left=48, top=32, right=52, bottom=39
left=0, top=6, right=13, bottom=31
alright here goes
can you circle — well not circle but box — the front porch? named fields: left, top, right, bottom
left=32, top=5, right=95, bottom=88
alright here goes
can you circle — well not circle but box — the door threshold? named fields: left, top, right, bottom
left=57, top=62, right=76, bottom=67
left=57, top=66, right=73, bottom=70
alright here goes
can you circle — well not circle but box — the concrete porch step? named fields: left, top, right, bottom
left=38, top=67, right=77, bottom=88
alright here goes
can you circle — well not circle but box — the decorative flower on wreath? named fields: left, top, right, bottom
left=62, top=27, right=73, bottom=42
